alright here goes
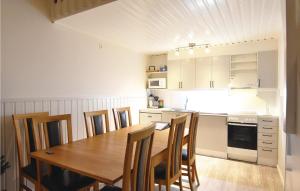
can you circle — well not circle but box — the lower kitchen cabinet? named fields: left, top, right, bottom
left=257, top=116, right=279, bottom=167
left=196, top=115, right=227, bottom=158
left=161, top=111, right=191, bottom=129
left=139, top=112, right=162, bottom=124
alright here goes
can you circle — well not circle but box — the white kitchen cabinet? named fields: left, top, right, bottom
left=258, top=50, right=278, bottom=88
left=181, top=59, right=196, bottom=89
left=195, top=57, right=212, bottom=88
left=167, top=60, right=181, bottom=89
left=212, top=56, right=230, bottom=88
left=196, top=115, right=227, bottom=158
left=195, top=56, right=230, bottom=89
left=257, top=116, right=278, bottom=167
left=162, top=111, right=191, bottom=129
left=167, top=59, right=195, bottom=89
left=139, top=112, right=162, bottom=124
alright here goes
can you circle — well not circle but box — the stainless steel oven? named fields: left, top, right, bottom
left=227, top=114, right=258, bottom=162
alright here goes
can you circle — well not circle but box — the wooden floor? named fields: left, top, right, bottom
left=155, top=155, right=283, bottom=191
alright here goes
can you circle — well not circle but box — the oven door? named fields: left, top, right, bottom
left=228, top=122, right=257, bottom=150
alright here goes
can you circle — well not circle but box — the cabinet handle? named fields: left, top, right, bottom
left=262, top=134, right=272, bottom=137
left=178, top=82, right=180, bottom=89
left=262, top=141, right=272, bottom=144
left=212, top=81, right=215, bottom=88
left=258, top=79, right=261, bottom=88
left=262, top=120, right=273, bottom=122
left=209, top=81, right=212, bottom=88
left=181, top=82, right=183, bottom=89
left=147, top=116, right=152, bottom=118
left=262, top=149, right=273, bottom=152
left=263, top=127, right=273, bottom=129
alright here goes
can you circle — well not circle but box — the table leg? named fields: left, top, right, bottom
left=36, top=159, right=41, bottom=191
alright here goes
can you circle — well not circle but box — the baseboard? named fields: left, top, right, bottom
left=196, top=148, right=227, bottom=159
left=277, top=164, right=285, bottom=186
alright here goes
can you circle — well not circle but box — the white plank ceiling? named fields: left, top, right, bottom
left=58, top=0, right=282, bottom=54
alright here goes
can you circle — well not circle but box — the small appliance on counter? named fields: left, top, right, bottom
left=148, top=94, right=160, bottom=109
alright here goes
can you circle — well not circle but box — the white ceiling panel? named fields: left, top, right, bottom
left=58, top=0, right=282, bottom=54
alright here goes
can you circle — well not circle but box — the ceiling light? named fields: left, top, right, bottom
left=204, top=45, right=210, bottom=53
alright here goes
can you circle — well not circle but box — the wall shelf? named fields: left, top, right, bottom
left=146, top=71, right=167, bottom=75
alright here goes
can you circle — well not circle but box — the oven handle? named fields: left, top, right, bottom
left=228, top=122, right=257, bottom=127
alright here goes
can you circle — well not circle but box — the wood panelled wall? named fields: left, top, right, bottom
left=0, top=96, right=146, bottom=191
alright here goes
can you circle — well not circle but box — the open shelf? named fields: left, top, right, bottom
left=146, top=71, right=167, bottom=75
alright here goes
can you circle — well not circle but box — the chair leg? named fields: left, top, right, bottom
left=193, top=162, right=200, bottom=186
left=165, top=185, right=171, bottom=191
left=188, top=165, right=194, bottom=191
left=179, top=176, right=183, bottom=191
left=158, top=183, right=162, bottom=191
left=94, top=182, right=99, bottom=190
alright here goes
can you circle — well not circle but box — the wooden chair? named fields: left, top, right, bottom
left=12, top=112, right=49, bottom=191
left=155, top=115, right=187, bottom=191
left=84, top=110, right=110, bottom=137
left=32, top=114, right=97, bottom=191
left=101, top=124, right=155, bottom=191
left=182, top=112, right=200, bottom=191
left=112, top=107, right=132, bottom=129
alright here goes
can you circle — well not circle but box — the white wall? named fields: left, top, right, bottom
left=1, top=0, right=147, bottom=190
left=2, top=0, right=147, bottom=99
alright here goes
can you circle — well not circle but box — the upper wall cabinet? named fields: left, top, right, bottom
left=195, top=57, right=212, bottom=88
left=212, top=56, right=230, bottom=88
left=168, top=59, right=195, bottom=89
left=195, top=56, right=230, bottom=89
left=257, top=50, right=278, bottom=88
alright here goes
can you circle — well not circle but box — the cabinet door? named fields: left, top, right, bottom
left=139, top=113, right=162, bottom=124
left=212, top=56, right=230, bottom=88
left=181, top=59, right=196, bottom=89
left=258, top=50, right=278, bottom=88
left=195, top=57, right=212, bottom=88
left=167, top=60, right=181, bottom=89
left=162, top=112, right=177, bottom=123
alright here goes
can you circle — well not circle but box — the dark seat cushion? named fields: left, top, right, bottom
left=101, top=186, right=122, bottom=191
left=154, top=163, right=167, bottom=180
left=42, top=169, right=95, bottom=191
left=182, top=148, right=188, bottom=161
left=22, top=162, right=36, bottom=179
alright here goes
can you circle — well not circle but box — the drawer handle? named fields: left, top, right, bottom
left=262, top=120, right=273, bottom=122
left=263, top=127, right=273, bottom=129
left=262, top=134, right=272, bottom=137
left=262, top=149, right=273, bottom=152
left=147, top=116, right=152, bottom=118
left=262, top=141, right=272, bottom=144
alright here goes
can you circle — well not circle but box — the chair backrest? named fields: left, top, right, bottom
left=12, top=112, right=49, bottom=168
left=112, top=107, right=132, bottom=129
left=84, top=110, right=110, bottom=137
left=187, top=112, right=199, bottom=161
left=122, top=124, right=155, bottom=191
left=167, top=115, right=187, bottom=179
left=32, top=114, right=72, bottom=150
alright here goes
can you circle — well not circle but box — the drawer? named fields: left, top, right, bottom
left=258, top=125, right=278, bottom=134
left=258, top=117, right=278, bottom=127
left=258, top=139, right=277, bottom=149
left=258, top=132, right=277, bottom=141
left=258, top=147, right=278, bottom=166
left=139, top=113, right=162, bottom=124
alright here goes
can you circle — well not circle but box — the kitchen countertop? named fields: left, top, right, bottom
left=139, top=108, right=228, bottom=117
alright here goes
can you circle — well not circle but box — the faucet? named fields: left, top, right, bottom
left=184, top=96, right=189, bottom=110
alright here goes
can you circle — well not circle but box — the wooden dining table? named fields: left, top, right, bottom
left=31, top=124, right=188, bottom=191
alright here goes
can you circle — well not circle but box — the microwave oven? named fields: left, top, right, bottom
left=148, top=78, right=167, bottom=89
